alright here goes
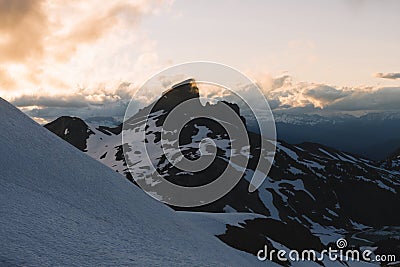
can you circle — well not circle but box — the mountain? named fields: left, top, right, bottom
left=44, top=81, right=400, bottom=266
left=258, top=112, right=400, bottom=161
left=381, top=148, right=400, bottom=172
left=0, top=97, right=262, bottom=266
left=85, top=116, right=121, bottom=127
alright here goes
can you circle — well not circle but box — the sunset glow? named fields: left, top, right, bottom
left=0, top=0, right=399, bottom=122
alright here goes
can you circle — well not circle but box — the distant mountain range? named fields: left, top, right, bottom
left=44, top=81, right=400, bottom=266
left=72, top=109, right=400, bottom=161
left=245, top=111, right=400, bottom=161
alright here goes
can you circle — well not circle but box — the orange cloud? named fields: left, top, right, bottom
left=0, top=0, right=170, bottom=96
left=0, top=0, right=48, bottom=62
left=0, top=67, right=16, bottom=89
left=54, top=2, right=149, bottom=61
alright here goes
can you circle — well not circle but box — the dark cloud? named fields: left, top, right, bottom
left=12, top=95, right=89, bottom=108
left=304, top=85, right=350, bottom=103
left=326, top=87, right=400, bottom=111
left=374, top=72, right=400, bottom=80
left=23, top=96, right=149, bottom=124
left=11, top=82, right=147, bottom=122
left=26, top=101, right=129, bottom=122
left=272, top=75, right=291, bottom=90
left=10, top=81, right=136, bottom=108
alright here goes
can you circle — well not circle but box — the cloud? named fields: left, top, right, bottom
left=10, top=82, right=135, bottom=108
left=374, top=72, right=400, bottom=80
left=0, top=67, right=16, bottom=89
left=24, top=105, right=127, bottom=125
left=271, top=75, right=291, bottom=90
left=25, top=101, right=129, bottom=122
left=0, top=0, right=48, bottom=62
left=21, top=93, right=150, bottom=124
left=303, top=85, right=350, bottom=108
left=0, top=0, right=171, bottom=95
left=0, top=0, right=164, bottom=63
left=9, top=73, right=400, bottom=123
left=11, top=95, right=90, bottom=108
left=9, top=81, right=151, bottom=122
left=253, top=74, right=400, bottom=113
left=53, top=1, right=157, bottom=61
left=326, top=87, right=400, bottom=111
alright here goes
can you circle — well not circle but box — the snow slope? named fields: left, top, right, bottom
left=0, top=98, right=259, bottom=266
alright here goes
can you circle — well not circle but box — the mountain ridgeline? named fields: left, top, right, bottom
left=44, top=81, right=400, bottom=266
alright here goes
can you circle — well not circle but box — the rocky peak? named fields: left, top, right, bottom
left=151, top=78, right=200, bottom=113
left=44, top=116, right=93, bottom=151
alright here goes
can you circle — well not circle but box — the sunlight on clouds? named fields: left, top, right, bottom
left=197, top=83, right=232, bottom=100
left=0, top=0, right=399, bottom=121
left=0, top=0, right=172, bottom=101
left=252, top=73, right=400, bottom=113
left=32, top=117, right=51, bottom=125
left=0, top=67, right=16, bottom=90
left=0, top=0, right=48, bottom=63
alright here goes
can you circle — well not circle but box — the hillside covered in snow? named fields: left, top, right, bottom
left=0, top=97, right=262, bottom=266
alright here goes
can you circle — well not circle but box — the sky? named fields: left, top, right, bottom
left=0, top=0, right=399, bottom=123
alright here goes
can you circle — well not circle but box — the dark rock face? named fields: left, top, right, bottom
left=44, top=116, right=94, bottom=151
left=44, top=80, right=400, bottom=265
left=217, top=217, right=324, bottom=265
left=381, top=148, right=400, bottom=172
left=155, top=78, right=200, bottom=112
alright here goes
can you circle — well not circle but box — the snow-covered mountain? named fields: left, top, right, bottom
left=273, top=111, right=400, bottom=125
left=270, top=112, right=400, bottom=161
left=85, top=116, right=122, bottom=127
left=44, top=81, right=400, bottom=266
left=0, top=97, right=264, bottom=266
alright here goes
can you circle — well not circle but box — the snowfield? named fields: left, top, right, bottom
left=0, top=98, right=260, bottom=266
